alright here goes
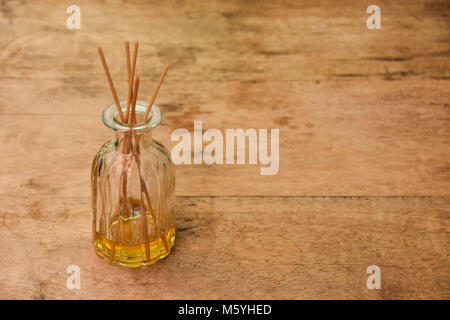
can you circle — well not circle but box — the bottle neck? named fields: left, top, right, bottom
left=102, top=101, right=162, bottom=152
left=115, top=130, right=153, bottom=152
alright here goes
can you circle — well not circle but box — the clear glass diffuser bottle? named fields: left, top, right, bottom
left=91, top=100, right=175, bottom=267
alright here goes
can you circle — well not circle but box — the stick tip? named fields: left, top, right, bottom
left=98, top=47, right=105, bottom=57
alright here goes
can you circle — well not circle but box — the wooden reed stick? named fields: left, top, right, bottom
left=120, top=140, right=129, bottom=217
left=140, top=199, right=151, bottom=261
left=127, top=62, right=170, bottom=196
left=120, top=127, right=132, bottom=219
left=121, top=42, right=139, bottom=221
left=120, top=75, right=139, bottom=223
left=132, top=64, right=171, bottom=253
left=126, top=63, right=170, bottom=155
left=110, top=196, right=122, bottom=261
left=120, top=46, right=133, bottom=219
left=98, top=47, right=125, bottom=122
left=124, top=41, right=132, bottom=122
left=110, top=77, right=141, bottom=262
left=126, top=42, right=139, bottom=122
left=131, top=42, right=139, bottom=82
left=131, top=132, right=170, bottom=253
left=129, top=77, right=169, bottom=253
left=111, top=138, right=132, bottom=262
left=109, top=211, right=121, bottom=261
left=143, top=64, right=169, bottom=122
left=130, top=77, right=151, bottom=261
left=140, top=170, right=170, bottom=253
left=119, top=52, right=136, bottom=221
left=130, top=77, right=140, bottom=125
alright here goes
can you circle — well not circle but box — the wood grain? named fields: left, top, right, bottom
left=0, top=0, right=448, bottom=299
left=0, top=196, right=448, bottom=299
left=0, top=78, right=448, bottom=197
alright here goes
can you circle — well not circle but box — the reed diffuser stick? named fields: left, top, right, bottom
left=129, top=77, right=139, bottom=126
left=140, top=199, right=151, bottom=261
left=132, top=64, right=171, bottom=253
left=125, top=42, right=139, bottom=123
left=120, top=41, right=134, bottom=221
left=130, top=77, right=151, bottom=262
left=98, top=45, right=126, bottom=261
left=143, top=64, right=170, bottom=122
left=110, top=77, right=143, bottom=262
left=121, top=41, right=140, bottom=219
left=124, top=41, right=132, bottom=122
left=131, top=42, right=139, bottom=82
left=131, top=77, right=166, bottom=254
left=98, top=47, right=125, bottom=122
left=128, top=75, right=170, bottom=253
left=130, top=64, right=170, bottom=159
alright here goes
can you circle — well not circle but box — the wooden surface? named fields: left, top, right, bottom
left=0, top=0, right=448, bottom=299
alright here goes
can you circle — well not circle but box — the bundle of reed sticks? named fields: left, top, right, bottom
left=98, top=41, right=169, bottom=263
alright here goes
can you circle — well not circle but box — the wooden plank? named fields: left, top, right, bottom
left=0, top=1, right=448, bottom=82
left=0, top=78, right=448, bottom=196
left=0, top=195, right=447, bottom=299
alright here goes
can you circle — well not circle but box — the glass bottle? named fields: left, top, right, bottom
left=91, top=100, right=175, bottom=267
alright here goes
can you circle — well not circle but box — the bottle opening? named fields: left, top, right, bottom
left=102, top=100, right=162, bottom=132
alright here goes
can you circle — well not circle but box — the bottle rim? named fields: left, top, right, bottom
left=102, top=100, right=162, bottom=132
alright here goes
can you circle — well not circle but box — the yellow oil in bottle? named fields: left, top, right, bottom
left=93, top=216, right=175, bottom=268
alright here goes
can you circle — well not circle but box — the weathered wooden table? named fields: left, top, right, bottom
left=0, top=0, right=448, bottom=299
